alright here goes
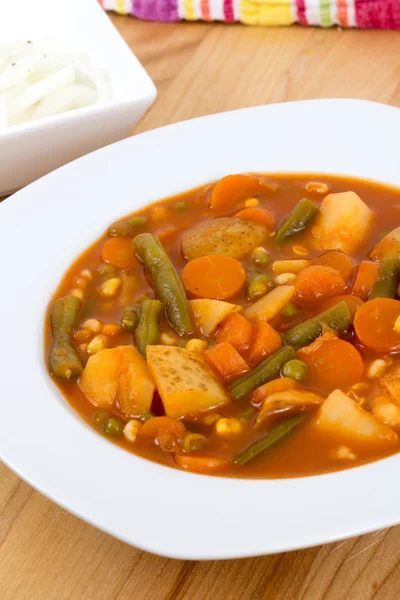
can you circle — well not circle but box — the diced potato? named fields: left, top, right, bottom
left=310, top=192, right=374, bottom=254
left=146, top=345, right=230, bottom=419
left=190, top=298, right=241, bottom=336
left=79, top=345, right=155, bottom=418
left=315, top=389, right=398, bottom=448
left=256, top=389, right=324, bottom=427
left=370, top=226, right=400, bottom=260
left=243, top=285, right=294, bottom=322
left=181, top=217, right=268, bottom=261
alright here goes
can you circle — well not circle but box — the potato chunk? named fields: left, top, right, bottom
left=146, top=345, right=230, bottom=419
left=315, top=389, right=398, bottom=448
left=79, top=345, right=155, bottom=418
left=243, top=285, right=294, bottom=322
left=190, top=299, right=241, bottom=336
left=310, top=192, right=374, bottom=254
left=181, top=217, right=268, bottom=261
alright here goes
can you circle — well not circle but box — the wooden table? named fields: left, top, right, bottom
left=2, top=17, right=400, bottom=600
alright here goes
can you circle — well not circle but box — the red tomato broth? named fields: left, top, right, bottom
left=45, top=174, right=400, bottom=479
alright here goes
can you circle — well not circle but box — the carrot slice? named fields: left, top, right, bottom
left=298, top=338, right=364, bottom=392
left=235, top=207, right=275, bottom=229
left=204, top=342, right=250, bottom=381
left=248, top=319, right=282, bottom=366
left=251, top=377, right=297, bottom=406
left=156, top=227, right=179, bottom=244
left=312, top=251, right=355, bottom=281
left=294, top=265, right=348, bottom=307
left=354, top=298, right=400, bottom=352
left=137, top=416, right=186, bottom=451
left=101, top=238, right=136, bottom=270
left=210, top=174, right=270, bottom=212
left=320, top=294, right=363, bottom=315
left=215, top=312, right=253, bottom=352
left=182, top=255, right=246, bottom=300
left=352, top=260, right=379, bottom=301
left=174, top=454, right=230, bottom=473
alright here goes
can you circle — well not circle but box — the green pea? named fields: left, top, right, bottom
left=174, top=201, right=186, bottom=211
left=95, top=411, right=111, bottom=425
left=282, top=359, right=308, bottom=381
left=140, top=411, right=155, bottom=423
left=108, top=222, right=129, bottom=237
left=98, top=265, right=117, bottom=279
left=129, top=216, right=147, bottom=228
left=104, top=417, right=124, bottom=436
left=282, top=303, right=300, bottom=318
left=252, top=247, right=271, bottom=267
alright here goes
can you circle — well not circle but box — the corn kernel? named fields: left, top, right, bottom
left=71, top=288, right=84, bottom=300
left=102, top=324, right=121, bottom=336
left=81, top=319, right=102, bottom=334
left=80, top=269, right=92, bottom=280
left=74, top=276, right=87, bottom=289
left=186, top=339, right=208, bottom=352
left=74, top=329, right=92, bottom=343
left=330, top=445, right=356, bottom=460
left=203, top=413, right=221, bottom=426
left=160, top=332, right=179, bottom=346
left=245, top=197, right=259, bottom=207
left=274, top=273, right=296, bottom=285
left=367, top=359, right=388, bottom=379
left=305, top=182, right=329, bottom=195
left=98, top=278, right=121, bottom=297
left=292, top=245, right=308, bottom=256
left=78, top=343, right=88, bottom=353
left=123, top=420, right=142, bottom=442
left=394, top=315, right=400, bottom=334
left=215, top=417, right=243, bottom=439
left=87, top=334, right=107, bottom=355
left=272, top=259, right=310, bottom=275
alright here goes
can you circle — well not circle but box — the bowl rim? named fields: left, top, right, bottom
left=1, top=98, right=400, bottom=560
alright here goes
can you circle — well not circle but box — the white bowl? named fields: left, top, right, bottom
left=1, top=99, right=400, bottom=560
left=0, top=0, right=156, bottom=195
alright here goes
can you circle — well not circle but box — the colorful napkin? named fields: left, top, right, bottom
left=102, top=0, right=400, bottom=27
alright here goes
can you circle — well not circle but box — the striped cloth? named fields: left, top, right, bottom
left=101, top=0, right=400, bottom=27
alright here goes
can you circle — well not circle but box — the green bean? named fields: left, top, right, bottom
left=135, top=299, right=163, bottom=356
left=283, top=300, right=353, bottom=350
left=282, top=359, right=308, bottom=381
left=234, top=413, right=309, bottom=466
left=369, top=257, right=400, bottom=300
left=246, top=272, right=276, bottom=301
left=50, top=296, right=83, bottom=379
left=229, top=346, right=296, bottom=401
left=121, top=306, right=139, bottom=332
left=275, top=198, right=319, bottom=242
left=129, top=216, right=147, bottom=228
left=134, top=233, right=194, bottom=335
left=104, top=417, right=124, bottom=437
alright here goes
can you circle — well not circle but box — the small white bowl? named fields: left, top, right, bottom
left=1, top=99, right=400, bottom=560
left=0, top=0, right=156, bottom=195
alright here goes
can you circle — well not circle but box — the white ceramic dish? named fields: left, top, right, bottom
left=1, top=99, right=400, bottom=560
left=0, top=0, right=156, bottom=195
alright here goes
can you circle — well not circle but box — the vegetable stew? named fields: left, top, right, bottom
left=45, top=173, right=400, bottom=478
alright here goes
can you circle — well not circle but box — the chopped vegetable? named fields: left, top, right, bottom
left=251, top=377, right=297, bottom=406
left=370, top=396, right=400, bottom=428
left=243, top=285, right=295, bottom=322
left=246, top=272, right=276, bottom=301
left=134, top=233, right=194, bottom=336
left=294, top=265, right=348, bottom=307
left=49, top=296, right=83, bottom=379
left=174, top=454, right=230, bottom=473
left=215, top=312, right=253, bottom=352
left=137, top=416, right=186, bottom=451
left=272, top=259, right=311, bottom=275
left=181, top=217, right=268, bottom=261
left=204, top=342, right=250, bottom=381
left=146, top=345, right=230, bottom=419
left=234, top=413, right=309, bottom=466
left=370, top=226, right=400, bottom=260
left=312, top=251, right=355, bottom=280
left=251, top=247, right=271, bottom=267
left=182, top=433, right=207, bottom=452
left=354, top=298, right=400, bottom=352
left=310, top=191, right=374, bottom=254
left=315, top=389, right=398, bottom=448
left=283, top=300, right=353, bottom=349
left=190, top=298, right=241, bottom=336
left=209, top=174, right=271, bottom=212
left=79, top=345, right=155, bottom=417
left=104, top=418, right=124, bottom=437
left=320, top=294, right=363, bottom=315
left=352, top=260, right=379, bottom=301
left=235, top=206, right=275, bottom=229
left=135, top=299, right=163, bottom=357
left=256, top=389, right=323, bottom=427
left=182, top=255, right=246, bottom=300
left=281, top=359, right=308, bottom=381
left=275, top=198, right=319, bottom=242
left=121, top=306, right=139, bottom=332
left=101, top=238, right=137, bottom=271
left=229, top=346, right=296, bottom=401
left=248, top=320, right=282, bottom=365
left=369, top=257, right=400, bottom=300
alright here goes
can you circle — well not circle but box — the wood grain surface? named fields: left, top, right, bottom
left=2, top=16, right=400, bottom=599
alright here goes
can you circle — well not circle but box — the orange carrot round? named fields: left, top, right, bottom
left=248, top=319, right=282, bottom=366
left=137, top=416, right=186, bottom=452
left=294, top=265, right=348, bottom=307
left=215, top=312, right=253, bottom=352
left=251, top=377, right=297, bottom=406
left=354, top=298, right=400, bottom=352
left=298, top=339, right=364, bottom=392
left=174, top=454, right=230, bottom=473
left=182, top=255, right=246, bottom=300
left=312, top=251, right=355, bottom=280
left=235, top=207, right=275, bottom=229
left=210, top=174, right=268, bottom=212
left=320, top=294, right=363, bottom=315
left=204, top=342, right=250, bottom=381
left=101, top=238, right=136, bottom=270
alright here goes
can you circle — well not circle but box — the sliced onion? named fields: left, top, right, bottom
left=32, top=83, right=97, bottom=120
